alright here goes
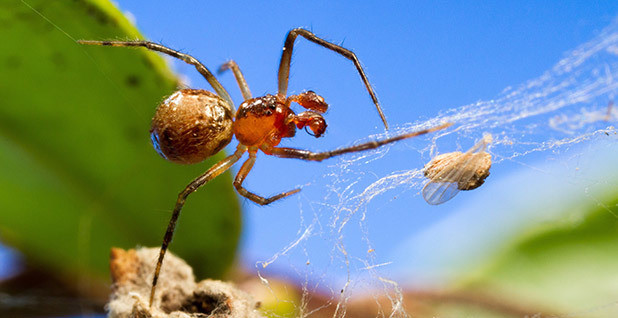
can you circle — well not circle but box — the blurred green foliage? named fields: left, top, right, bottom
left=357, top=199, right=618, bottom=317
left=402, top=195, right=618, bottom=317
left=453, top=199, right=618, bottom=317
left=0, top=0, right=241, bottom=285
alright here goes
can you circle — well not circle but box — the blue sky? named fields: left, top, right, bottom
left=104, top=1, right=618, bottom=288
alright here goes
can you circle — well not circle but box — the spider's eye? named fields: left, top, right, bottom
left=150, top=89, right=234, bottom=164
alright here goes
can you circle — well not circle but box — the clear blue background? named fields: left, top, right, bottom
left=79, top=1, right=618, bottom=287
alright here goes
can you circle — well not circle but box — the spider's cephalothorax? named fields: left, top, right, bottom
left=78, top=28, right=452, bottom=308
left=234, top=91, right=328, bottom=148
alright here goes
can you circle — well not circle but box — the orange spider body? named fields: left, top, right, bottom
left=151, top=89, right=330, bottom=164
left=234, top=94, right=294, bottom=148
left=234, top=92, right=328, bottom=149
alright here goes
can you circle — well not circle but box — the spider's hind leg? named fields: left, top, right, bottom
left=219, top=60, right=252, bottom=100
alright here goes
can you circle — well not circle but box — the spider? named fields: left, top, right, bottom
left=78, top=28, right=451, bottom=307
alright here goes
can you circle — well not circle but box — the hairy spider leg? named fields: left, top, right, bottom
left=149, top=146, right=246, bottom=307
left=218, top=60, right=252, bottom=100
left=234, top=151, right=301, bottom=205
left=261, top=122, right=453, bottom=160
left=77, top=40, right=236, bottom=114
left=277, top=28, right=389, bottom=130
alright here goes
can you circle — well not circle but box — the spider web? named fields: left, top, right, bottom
left=253, top=18, right=618, bottom=317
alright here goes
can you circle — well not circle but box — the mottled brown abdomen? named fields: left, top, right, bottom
left=150, top=89, right=234, bottom=164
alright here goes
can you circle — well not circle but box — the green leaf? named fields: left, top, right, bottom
left=447, top=200, right=618, bottom=317
left=0, top=0, right=241, bottom=284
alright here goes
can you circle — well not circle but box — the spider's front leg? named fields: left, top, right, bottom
left=233, top=151, right=300, bottom=205
left=78, top=39, right=236, bottom=113
left=261, top=122, right=453, bottom=161
left=277, top=28, right=388, bottom=129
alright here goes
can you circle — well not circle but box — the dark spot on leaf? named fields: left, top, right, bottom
left=50, top=52, right=67, bottom=70
left=125, top=74, right=140, bottom=88
left=5, top=56, right=21, bottom=69
left=13, top=10, right=33, bottom=22
left=77, top=0, right=115, bottom=26
left=141, top=55, right=155, bottom=70
left=124, top=126, right=141, bottom=142
left=0, top=16, right=10, bottom=28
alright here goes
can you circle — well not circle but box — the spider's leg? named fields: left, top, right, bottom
left=218, top=60, right=252, bottom=100
left=262, top=123, right=452, bottom=161
left=277, top=28, right=388, bottom=129
left=77, top=40, right=235, bottom=113
left=234, top=151, right=300, bottom=205
left=149, top=146, right=246, bottom=307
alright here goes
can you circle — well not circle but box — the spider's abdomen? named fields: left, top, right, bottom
left=150, top=89, right=234, bottom=164
left=234, top=94, right=294, bottom=147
